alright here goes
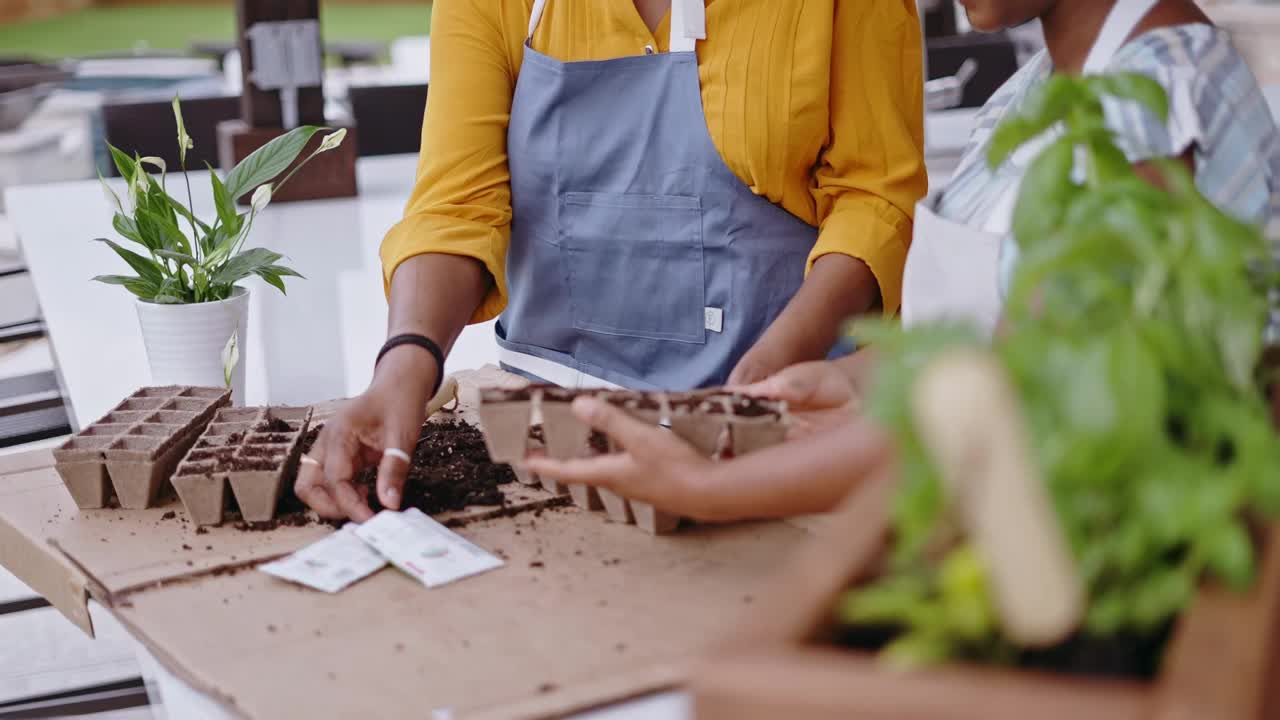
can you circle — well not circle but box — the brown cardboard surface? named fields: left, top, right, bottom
left=0, top=461, right=94, bottom=634
left=0, top=367, right=825, bottom=718
left=111, top=505, right=810, bottom=719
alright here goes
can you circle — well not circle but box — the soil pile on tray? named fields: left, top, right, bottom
left=350, top=419, right=516, bottom=514
left=228, top=419, right=515, bottom=530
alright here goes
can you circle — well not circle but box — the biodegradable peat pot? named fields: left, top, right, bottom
left=690, top=472, right=1280, bottom=720
left=136, top=287, right=249, bottom=406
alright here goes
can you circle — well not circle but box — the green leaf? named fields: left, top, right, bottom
left=136, top=207, right=192, bottom=256
left=155, top=249, right=198, bottom=265
left=208, top=166, right=242, bottom=237
left=1202, top=522, right=1254, bottom=591
left=223, top=126, right=323, bottom=201
left=987, top=75, right=1088, bottom=168
left=93, top=238, right=165, bottom=286
left=211, top=247, right=285, bottom=287
left=112, top=214, right=144, bottom=245
left=92, top=274, right=159, bottom=299
left=107, top=144, right=137, bottom=184
left=1087, top=72, right=1169, bottom=124
left=882, top=632, right=952, bottom=670
left=1011, top=137, right=1079, bottom=249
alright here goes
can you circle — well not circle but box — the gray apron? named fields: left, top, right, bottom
left=495, top=0, right=818, bottom=390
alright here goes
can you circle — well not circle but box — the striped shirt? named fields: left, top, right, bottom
left=935, top=24, right=1280, bottom=339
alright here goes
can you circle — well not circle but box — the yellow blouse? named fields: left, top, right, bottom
left=381, top=0, right=928, bottom=322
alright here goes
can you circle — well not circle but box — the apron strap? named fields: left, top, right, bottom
left=527, top=0, right=706, bottom=52
left=1083, top=0, right=1161, bottom=74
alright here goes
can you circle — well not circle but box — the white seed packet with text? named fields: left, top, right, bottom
left=258, top=525, right=387, bottom=593
left=354, top=508, right=504, bottom=588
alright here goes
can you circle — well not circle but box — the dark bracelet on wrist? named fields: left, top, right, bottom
left=376, top=334, right=444, bottom=397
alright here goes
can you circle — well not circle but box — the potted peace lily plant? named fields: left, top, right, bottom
left=94, top=98, right=345, bottom=403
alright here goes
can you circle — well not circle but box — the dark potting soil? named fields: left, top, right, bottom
left=239, top=445, right=286, bottom=459
left=730, top=396, right=776, bottom=418
left=232, top=418, right=520, bottom=533
left=589, top=431, right=610, bottom=455
left=835, top=622, right=1174, bottom=681
left=225, top=456, right=281, bottom=472
left=300, top=425, right=321, bottom=454
left=251, top=433, right=292, bottom=444
left=257, top=417, right=293, bottom=434
left=353, top=419, right=516, bottom=514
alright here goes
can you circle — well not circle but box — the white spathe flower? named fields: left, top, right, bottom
left=251, top=184, right=272, bottom=214
left=221, top=329, right=240, bottom=389
left=139, top=156, right=167, bottom=174
left=317, top=128, right=347, bottom=153
left=172, top=96, right=194, bottom=165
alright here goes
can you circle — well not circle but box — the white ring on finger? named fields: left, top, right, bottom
left=300, top=455, right=323, bottom=468
left=383, top=448, right=411, bottom=464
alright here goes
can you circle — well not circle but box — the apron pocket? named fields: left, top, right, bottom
left=560, top=192, right=706, bottom=345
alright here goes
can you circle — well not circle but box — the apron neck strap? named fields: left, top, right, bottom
left=527, top=0, right=706, bottom=52
left=1083, top=0, right=1161, bottom=74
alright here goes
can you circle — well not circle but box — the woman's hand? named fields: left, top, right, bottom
left=525, top=394, right=894, bottom=523
left=294, top=349, right=439, bottom=521
left=728, top=254, right=880, bottom=385
left=522, top=396, right=724, bottom=520
left=736, top=360, right=861, bottom=437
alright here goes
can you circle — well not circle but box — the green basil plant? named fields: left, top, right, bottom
left=841, top=73, right=1280, bottom=669
left=94, top=97, right=347, bottom=304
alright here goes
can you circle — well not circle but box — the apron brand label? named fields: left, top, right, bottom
left=704, top=307, right=724, bottom=333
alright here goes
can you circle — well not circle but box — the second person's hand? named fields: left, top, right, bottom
left=736, top=359, right=861, bottom=438
left=294, top=348, right=439, bottom=522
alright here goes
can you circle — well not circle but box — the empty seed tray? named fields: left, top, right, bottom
left=476, top=386, right=790, bottom=535
left=171, top=406, right=313, bottom=526
left=52, top=386, right=232, bottom=509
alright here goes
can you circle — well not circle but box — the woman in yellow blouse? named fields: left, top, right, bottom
left=298, top=0, right=926, bottom=520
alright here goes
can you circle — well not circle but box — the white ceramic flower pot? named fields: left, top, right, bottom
left=135, top=287, right=249, bottom=405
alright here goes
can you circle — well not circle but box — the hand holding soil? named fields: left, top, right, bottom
left=295, top=350, right=438, bottom=521
left=522, top=396, right=723, bottom=521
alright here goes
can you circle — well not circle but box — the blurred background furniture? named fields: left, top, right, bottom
left=101, top=94, right=240, bottom=175
left=348, top=83, right=427, bottom=156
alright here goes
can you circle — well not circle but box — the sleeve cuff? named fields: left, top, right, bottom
left=807, top=200, right=913, bottom=316
left=379, top=213, right=509, bottom=324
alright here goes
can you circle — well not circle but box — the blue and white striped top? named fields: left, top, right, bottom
left=936, top=23, right=1280, bottom=335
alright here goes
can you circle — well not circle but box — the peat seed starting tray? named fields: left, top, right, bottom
left=478, top=386, right=790, bottom=535
left=173, top=406, right=314, bottom=526
left=52, top=386, right=231, bottom=509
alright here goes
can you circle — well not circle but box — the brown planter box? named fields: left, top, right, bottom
left=691, top=471, right=1280, bottom=720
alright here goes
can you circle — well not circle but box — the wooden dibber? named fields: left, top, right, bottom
left=911, top=350, right=1082, bottom=646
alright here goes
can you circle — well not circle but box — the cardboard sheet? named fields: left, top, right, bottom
left=0, top=461, right=94, bottom=634
left=0, top=367, right=824, bottom=717
left=112, top=505, right=810, bottom=719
